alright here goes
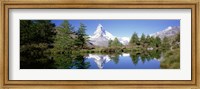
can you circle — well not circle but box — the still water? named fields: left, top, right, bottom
left=21, top=50, right=164, bottom=69
left=83, top=53, right=160, bottom=69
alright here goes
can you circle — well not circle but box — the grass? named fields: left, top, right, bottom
left=160, top=48, right=180, bottom=69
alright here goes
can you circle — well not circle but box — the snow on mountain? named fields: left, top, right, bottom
left=86, top=54, right=111, bottom=69
left=89, top=24, right=130, bottom=47
left=86, top=53, right=131, bottom=69
left=91, top=24, right=115, bottom=40
left=117, top=37, right=130, bottom=45
left=89, top=35, right=109, bottom=47
left=150, top=26, right=180, bottom=39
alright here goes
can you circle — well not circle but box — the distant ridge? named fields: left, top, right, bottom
left=150, top=26, right=180, bottom=39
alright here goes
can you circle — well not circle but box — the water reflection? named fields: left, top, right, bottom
left=21, top=50, right=174, bottom=69
left=85, top=51, right=161, bottom=69
left=86, top=54, right=111, bottom=69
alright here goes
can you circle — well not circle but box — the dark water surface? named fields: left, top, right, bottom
left=21, top=50, right=165, bottom=69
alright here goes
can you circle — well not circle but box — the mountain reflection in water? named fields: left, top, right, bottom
left=21, top=51, right=163, bottom=69
left=84, top=53, right=160, bottom=69
left=86, top=54, right=111, bottom=69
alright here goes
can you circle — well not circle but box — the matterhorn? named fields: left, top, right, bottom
left=89, top=24, right=130, bottom=47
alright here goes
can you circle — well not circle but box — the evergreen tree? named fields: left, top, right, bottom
left=145, top=35, right=151, bottom=47
left=20, top=20, right=56, bottom=68
left=140, top=33, right=146, bottom=47
left=20, top=20, right=56, bottom=45
left=61, top=20, right=74, bottom=33
left=52, top=20, right=75, bottom=53
left=108, top=40, right=113, bottom=47
left=75, top=23, right=87, bottom=49
left=162, top=37, right=170, bottom=50
left=155, top=36, right=161, bottom=47
left=110, top=38, right=122, bottom=47
left=149, top=36, right=156, bottom=47
left=129, top=32, right=139, bottom=46
left=172, top=32, right=180, bottom=49
left=20, top=20, right=34, bottom=45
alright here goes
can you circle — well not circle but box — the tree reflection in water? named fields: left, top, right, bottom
left=21, top=49, right=178, bottom=69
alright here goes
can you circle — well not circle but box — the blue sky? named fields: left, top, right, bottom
left=51, top=20, right=180, bottom=38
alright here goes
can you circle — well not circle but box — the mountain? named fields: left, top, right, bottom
left=117, top=37, right=130, bottom=45
left=89, top=24, right=111, bottom=47
left=150, top=26, right=180, bottom=39
left=86, top=53, right=130, bottom=69
left=86, top=54, right=111, bottom=69
left=92, top=24, right=115, bottom=40
left=89, top=24, right=130, bottom=47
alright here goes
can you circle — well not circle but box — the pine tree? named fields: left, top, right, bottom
left=75, top=23, right=87, bottom=49
left=20, top=20, right=56, bottom=45
left=155, top=36, right=161, bottom=47
left=162, top=37, right=170, bottom=50
left=61, top=20, right=74, bottom=33
left=110, top=38, right=122, bottom=47
left=145, top=35, right=151, bottom=47
left=108, top=40, right=113, bottom=47
left=20, top=20, right=34, bottom=45
left=149, top=36, right=156, bottom=47
left=140, top=33, right=146, bottom=47
left=53, top=20, right=75, bottom=53
left=129, top=32, right=139, bottom=46
left=172, top=32, right=180, bottom=49
left=20, top=20, right=56, bottom=68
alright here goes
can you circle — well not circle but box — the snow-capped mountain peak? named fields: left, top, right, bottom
left=164, top=26, right=172, bottom=31
left=89, top=24, right=130, bottom=47
left=94, top=24, right=105, bottom=36
left=91, top=24, right=115, bottom=40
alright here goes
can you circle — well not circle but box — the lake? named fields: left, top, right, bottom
left=83, top=53, right=161, bottom=69
left=20, top=50, right=167, bottom=69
